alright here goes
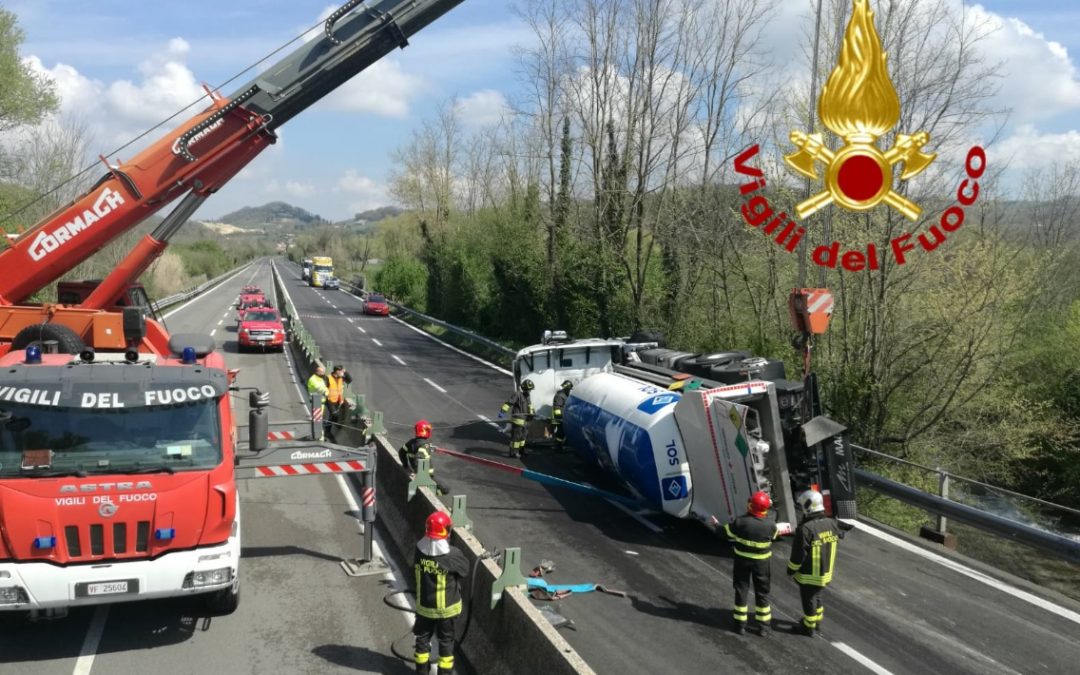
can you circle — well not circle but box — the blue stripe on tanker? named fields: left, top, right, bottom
left=562, top=372, right=693, bottom=517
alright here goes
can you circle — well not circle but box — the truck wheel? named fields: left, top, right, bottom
left=12, top=324, right=85, bottom=355
left=204, top=579, right=240, bottom=615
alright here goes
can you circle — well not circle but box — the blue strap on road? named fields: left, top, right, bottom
left=527, top=578, right=600, bottom=594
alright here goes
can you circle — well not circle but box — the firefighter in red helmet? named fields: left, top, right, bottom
left=400, top=420, right=436, bottom=479
left=708, top=491, right=781, bottom=636
left=413, top=511, right=469, bottom=674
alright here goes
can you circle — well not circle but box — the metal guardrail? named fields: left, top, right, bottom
left=339, top=279, right=518, bottom=358
left=271, top=261, right=322, bottom=365
left=855, top=469, right=1080, bottom=564
left=150, top=260, right=258, bottom=313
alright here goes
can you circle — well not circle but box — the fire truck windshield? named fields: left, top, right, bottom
left=0, top=400, right=222, bottom=476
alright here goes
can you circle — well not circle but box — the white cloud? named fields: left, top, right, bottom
left=993, top=124, right=1080, bottom=172
left=319, top=58, right=425, bottom=118
left=25, top=38, right=207, bottom=151
left=965, top=5, right=1080, bottom=123
left=336, top=169, right=389, bottom=212
left=454, top=90, right=511, bottom=128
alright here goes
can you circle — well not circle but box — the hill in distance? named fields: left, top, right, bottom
left=209, top=202, right=403, bottom=234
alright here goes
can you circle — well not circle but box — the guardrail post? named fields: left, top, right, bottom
left=490, top=547, right=528, bottom=609
left=451, top=494, right=473, bottom=532
left=938, top=468, right=949, bottom=535
left=371, top=410, right=385, bottom=435
left=408, top=457, right=438, bottom=500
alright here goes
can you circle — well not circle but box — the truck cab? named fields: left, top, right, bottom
left=57, top=281, right=154, bottom=319
left=0, top=334, right=240, bottom=617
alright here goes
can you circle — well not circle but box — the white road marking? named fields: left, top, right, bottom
left=333, top=473, right=413, bottom=628
left=853, top=521, right=1080, bottom=626
left=338, top=310, right=345, bottom=316
left=389, top=315, right=513, bottom=376
left=162, top=264, right=251, bottom=319
left=477, top=414, right=504, bottom=432
left=831, top=642, right=896, bottom=675
left=347, top=318, right=354, bottom=324
left=358, top=326, right=367, bottom=334
left=424, top=378, right=448, bottom=394
left=392, top=354, right=406, bottom=366
left=372, top=338, right=383, bottom=347
left=71, top=606, right=109, bottom=675
left=210, top=329, right=217, bottom=337
left=217, top=319, right=223, bottom=326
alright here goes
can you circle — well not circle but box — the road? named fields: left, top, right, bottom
left=276, top=258, right=1080, bottom=675
left=1, top=260, right=417, bottom=675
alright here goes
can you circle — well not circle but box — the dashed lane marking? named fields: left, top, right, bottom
left=71, top=606, right=108, bottom=675
left=424, top=378, right=447, bottom=394
left=389, top=315, right=512, bottom=377
left=358, top=326, right=367, bottom=334
left=347, top=318, right=354, bottom=324
left=831, top=642, right=896, bottom=675
left=372, top=338, right=383, bottom=347
left=392, top=355, right=406, bottom=366
left=338, top=310, right=345, bottom=315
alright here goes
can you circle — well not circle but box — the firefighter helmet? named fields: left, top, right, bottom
left=560, top=379, right=574, bottom=390
left=797, top=489, right=825, bottom=514
left=425, top=511, right=452, bottom=540
left=415, top=419, right=433, bottom=439
left=748, top=491, right=772, bottom=517
left=521, top=379, right=535, bottom=391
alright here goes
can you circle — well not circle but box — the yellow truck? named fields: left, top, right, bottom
left=309, top=256, right=334, bottom=288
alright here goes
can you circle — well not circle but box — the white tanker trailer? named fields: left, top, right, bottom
left=513, top=332, right=856, bottom=528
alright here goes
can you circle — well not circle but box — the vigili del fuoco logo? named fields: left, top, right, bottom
left=734, top=0, right=986, bottom=271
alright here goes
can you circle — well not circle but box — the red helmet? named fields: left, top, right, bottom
left=415, top=420, right=432, bottom=439
left=425, top=511, right=452, bottom=540
left=748, top=491, right=772, bottom=517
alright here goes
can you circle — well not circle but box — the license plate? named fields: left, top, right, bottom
left=76, top=579, right=138, bottom=597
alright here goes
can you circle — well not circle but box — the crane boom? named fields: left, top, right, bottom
left=0, top=0, right=465, bottom=309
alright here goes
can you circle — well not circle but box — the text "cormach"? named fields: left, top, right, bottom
left=28, top=187, right=125, bottom=262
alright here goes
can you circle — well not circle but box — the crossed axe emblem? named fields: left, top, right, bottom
left=785, top=131, right=936, bottom=221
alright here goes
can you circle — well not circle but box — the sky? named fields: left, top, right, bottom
left=8, top=0, right=1080, bottom=222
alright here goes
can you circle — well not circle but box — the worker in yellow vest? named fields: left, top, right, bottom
left=325, top=365, right=353, bottom=442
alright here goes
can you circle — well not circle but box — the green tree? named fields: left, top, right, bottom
left=0, top=9, right=57, bottom=133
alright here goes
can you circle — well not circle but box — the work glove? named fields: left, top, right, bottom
left=498, top=411, right=505, bottom=419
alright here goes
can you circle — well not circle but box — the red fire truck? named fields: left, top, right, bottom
left=0, top=0, right=464, bottom=619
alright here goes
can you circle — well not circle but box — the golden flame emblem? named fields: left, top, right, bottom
left=785, top=0, right=935, bottom=220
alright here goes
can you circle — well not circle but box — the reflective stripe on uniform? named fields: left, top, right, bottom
left=415, top=652, right=430, bottom=665
left=733, top=549, right=772, bottom=560
left=416, top=599, right=462, bottom=619
left=733, top=604, right=748, bottom=621
left=512, top=418, right=526, bottom=426
left=438, top=655, right=455, bottom=669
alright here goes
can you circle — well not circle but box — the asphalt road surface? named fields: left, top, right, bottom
left=276, top=258, right=1080, bottom=675
left=1, top=261, right=419, bottom=675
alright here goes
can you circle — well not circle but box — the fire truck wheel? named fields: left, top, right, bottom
left=205, top=579, right=240, bottom=615
left=12, top=323, right=85, bottom=355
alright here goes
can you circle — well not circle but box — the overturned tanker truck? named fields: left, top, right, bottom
left=513, top=309, right=856, bottom=529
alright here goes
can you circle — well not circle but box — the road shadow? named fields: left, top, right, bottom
left=628, top=594, right=731, bottom=631
left=311, top=644, right=414, bottom=673
left=241, top=545, right=346, bottom=564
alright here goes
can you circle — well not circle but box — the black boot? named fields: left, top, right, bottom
left=733, top=620, right=746, bottom=635
left=757, top=621, right=771, bottom=637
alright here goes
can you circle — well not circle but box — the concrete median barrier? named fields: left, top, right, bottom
left=340, top=429, right=593, bottom=675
